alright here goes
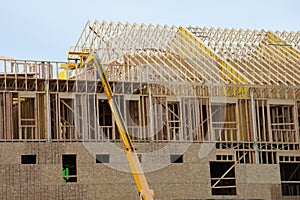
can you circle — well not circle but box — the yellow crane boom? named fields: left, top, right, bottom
left=84, top=52, right=154, bottom=200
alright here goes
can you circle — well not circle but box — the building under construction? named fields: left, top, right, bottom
left=0, top=20, right=299, bottom=199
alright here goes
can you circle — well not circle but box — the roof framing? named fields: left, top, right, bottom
left=68, top=20, right=300, bottom=87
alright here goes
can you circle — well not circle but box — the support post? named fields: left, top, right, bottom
left=46, top=64, right=51, bottom=142
left=251, top=88, right=259, bottom=164
left=148, top=85, right=154, bottom=140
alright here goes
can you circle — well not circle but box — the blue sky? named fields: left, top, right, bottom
left=0, top=0, right=299, bottom=61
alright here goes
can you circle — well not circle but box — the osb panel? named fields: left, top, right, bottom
left=41, top=164, right=61, bottom=185
left=0, top=164, right=40, bottom=187
left=24, top=142, right=66, bottom=164
left=150, top=183, right=211, bottom=200
left=0, top=185, right=88, bottom=200
left=236, top=164, right=281, bottom=184
left=0, top=143, right=24, bottom=164
left=87, top=184, right=137, bottom=200
left=237, top=184, right=278, bottom=200
left=77, top=163, right=134, bottom=185
left=0, top=143, right=291, bottom=199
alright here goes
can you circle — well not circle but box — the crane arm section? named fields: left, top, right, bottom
left=84, top=52, right=154, bottom=200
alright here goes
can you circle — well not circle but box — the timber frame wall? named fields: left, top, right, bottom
left=0, top=21, right=299, bottom=156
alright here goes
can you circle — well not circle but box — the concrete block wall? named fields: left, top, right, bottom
left=0, top=142, right=288, bottom=199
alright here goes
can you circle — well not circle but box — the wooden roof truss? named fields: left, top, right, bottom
left=68, top=21, right=299, bottom=88
left=188, top=27, right=300, bottom=86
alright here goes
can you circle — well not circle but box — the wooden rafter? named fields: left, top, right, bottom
left=188, top=27, right=300, bottom=86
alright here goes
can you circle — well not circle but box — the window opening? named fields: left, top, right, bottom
left=21, top=155, right=36, bottom=164
left=210, top=161, right=236, bottom=195
left=211, top=103, right=237, bottom=141
left=280, top=162, right=300, bottom=196
left=96, top=154, right=110, bottom=163
left=62, top=154, right=77, bottom=182
left=98, top=99, right=113, bottom=140
left=170, top=154, right=183, bottom=163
